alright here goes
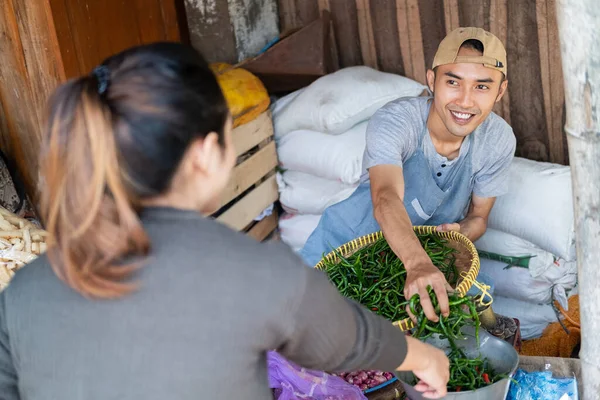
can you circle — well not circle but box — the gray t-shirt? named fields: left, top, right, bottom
left=362, top=96, right=516, bottom=198
left=0, top=207, right=407, bottom=400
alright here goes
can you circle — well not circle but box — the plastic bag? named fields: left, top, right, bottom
left=267, top=351, right=367, bottom=400
left=508, top=367, right=578, bottom=400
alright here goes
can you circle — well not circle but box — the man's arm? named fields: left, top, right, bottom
left=369, top=165, right=451, bottom=322
left=436, top=194, right=496, bottom=241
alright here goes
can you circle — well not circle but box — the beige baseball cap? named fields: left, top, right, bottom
left=432, top=27, right=507, bottom=76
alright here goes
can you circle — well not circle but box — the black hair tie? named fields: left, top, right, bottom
left=92, top=65, right=111, bottom=95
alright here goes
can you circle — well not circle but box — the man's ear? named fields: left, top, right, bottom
left=426, top=69, right=436, bottom=94
left=496, top=79, right=509, bottom=103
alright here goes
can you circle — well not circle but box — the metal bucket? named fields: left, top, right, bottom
left=395, top=327, right=519, bottom=400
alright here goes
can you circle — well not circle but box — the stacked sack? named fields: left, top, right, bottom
left=476, top=157, right=577, bottom=339
left=271, top=66, right=426, bottom=254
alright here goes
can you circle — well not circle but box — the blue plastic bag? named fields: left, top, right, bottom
left=508, top=368, right=578, bottom=400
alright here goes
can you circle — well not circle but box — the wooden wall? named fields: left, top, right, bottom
left=278, top=0, right=567, bottom=164
left=0, top=0, right=184, bottom=202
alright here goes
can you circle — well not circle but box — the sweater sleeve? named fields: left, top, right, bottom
left=0, top=291, right=19, bottom=400
left=277, top=266, right=408, bottom=373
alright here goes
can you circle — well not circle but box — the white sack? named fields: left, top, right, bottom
left=480, top=258, right=577, bottom=308
left=276, top=171, right=357, bottom=215
left=487, top=157, right=576, bottom=260
left=279, top=213, right=322, bottom=253
left=270, top=88, right=306, bottom=121
left=273, top=66, right=426, bottom=137
left=492, top=296, right=558, bottom=340
left=276, top=121, right=367, bottom=184
left=476, top=228, right=562, bottom=278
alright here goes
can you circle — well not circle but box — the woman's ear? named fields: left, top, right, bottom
left=186, top=132, right=222, bottom=177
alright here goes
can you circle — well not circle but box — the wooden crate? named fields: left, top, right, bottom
left=214, top=111, right=279, bottom=241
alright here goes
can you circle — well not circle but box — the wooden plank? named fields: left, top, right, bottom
left=489, top=0, right=511, bottom=125
left=443, top=0, right=460, bottom=34
left=328, top=19, right=340, bottom=71
left=12, top=0, right=64, bottom=130
left=217, top=174, right=279, bottom=231
left=396, top=0, right=413, bottom=78
left=536, top=0, right=566, bottom=164
left=221, top=141, right=278, bottom=206
left=412, top=0, right=437, bottom=82
left=278, top=0, right=299, bottom=32
left=48, top=0, right=80, bottom=78
left=246, top=210, right=279, bottom=241
left=297, top=0, right=320, bottom=27
left=355, top=0, right=378, bottom=69
left=507, top=0, right=549, bottom=161
left=546, top=0, right=566, bottom=164
left=369, top=0, right=404, bottom=74
left=183, top=0, right=237, bottom=63
left=232, top=111, right=274, bottom=157
left=0, top=0, right=64, bottom=202
left=318, top=0, right=330, bottom=13
left=458, top=0, right=491, bottom=31
left=329, top=0, right=362, bottom=67
left=133, top=0, right=164, bottom=43
left=160, top=0, right=185, bottom=42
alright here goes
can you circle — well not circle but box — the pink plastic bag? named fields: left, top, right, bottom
left=267, top=351, right=367, bottom=400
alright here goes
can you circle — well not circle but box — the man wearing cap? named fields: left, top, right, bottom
left=300, top=27, right=516, bottom=321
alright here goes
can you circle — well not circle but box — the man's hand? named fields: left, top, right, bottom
left=435, top=223, right=461, bottom=233
left=404, top=260, right=452, bottom=322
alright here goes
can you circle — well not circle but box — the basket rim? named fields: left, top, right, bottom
left=314, top=225, right=481, bottom=331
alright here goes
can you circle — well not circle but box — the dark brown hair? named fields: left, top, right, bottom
left=39, top=42, right=229, bottom=298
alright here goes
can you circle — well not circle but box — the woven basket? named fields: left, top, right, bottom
left=314, top=226, right=480, bottom=331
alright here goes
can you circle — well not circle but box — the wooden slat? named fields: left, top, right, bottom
left=318, top=0, right=330, bottom=13
left=217, top=174, right=279, bottom=231
left=221, top=141, right=278, bottom=206
left=396, top=0, right=427, bottom=84
left=246, top=210, right=279, bottom=241
left=369, top=0, right=404, bottom=74
left=458, top=0, right=491, bottom=31
left=396, top=0, right=413, bottom=78
left=507, top=0, right=549, bottom=161
left=329, top=0, right=362, bottom=67
left=536, top=0, right=566, bottom=164
left=443, top=0, right=459, bottom=34
left=297, top=0, right=320, bottom=27
left=355, top=0, right=378, bottom=69
left=48, top=0, right=80, bottom=78
left=418, top=0, right=446, bottom=76
left=160, top=0, right=185, bottom=42
left=546, top=0, right=567, bottom=164
left=231, top=111, right=274, bottom=157
left=278, top=0, right=299, bottom=32
left=0, top=0, right=64, bottom=202
left=489, top=0, right=511, bottom=125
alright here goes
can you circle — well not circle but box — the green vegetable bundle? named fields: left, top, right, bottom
left=411, top=290, right=504, bottom=392
left=322, top=233, right=459, bottom=322
left=322, top=233, right=503, bottom=393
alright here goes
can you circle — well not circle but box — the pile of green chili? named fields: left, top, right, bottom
left=410, top=289, right=503, bottom=392
left=322, top=234, right=503, bottom=393
left=322, top=234, right=459, bottom=321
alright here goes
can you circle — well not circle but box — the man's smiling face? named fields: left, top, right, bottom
left=427, top=46, right=508, bottom=139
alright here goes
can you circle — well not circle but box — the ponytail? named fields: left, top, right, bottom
left=40, top=77, right=149, bottom=298
left=39, top=43, right=229, bottom=298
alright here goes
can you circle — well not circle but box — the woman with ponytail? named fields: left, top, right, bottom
left=0, top=43, right=449, bottom=399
